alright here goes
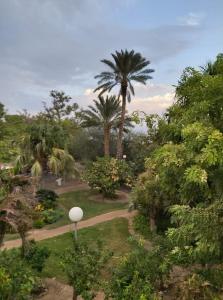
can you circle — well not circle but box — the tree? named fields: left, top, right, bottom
left=62, top=240, right=110, bottom=300
left=0, top=176, right=35, bottom=256
left=43, top=90, right=78, bottom=122
left=81, top=95, right=122, bottom=156
left=15, top=121, right=76, bottom=181
left=95, top=49, right=154, bottom=159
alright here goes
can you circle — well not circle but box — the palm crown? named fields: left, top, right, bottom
left=94, top=49, right=154, bottom=102
left=81, top=95, right=121, bottom=129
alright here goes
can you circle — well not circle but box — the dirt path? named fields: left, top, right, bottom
left=2, top=209, right=136, bottom=250
left=54, top=182, right=89, bottom=195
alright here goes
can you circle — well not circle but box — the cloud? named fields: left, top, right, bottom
left=178, top=12, right=206, bottom=27
left=128, top=84, right=175, bottom=115
left=0, top=1, right=201, bottom=113
left=80, top=84, right=175, bottom=116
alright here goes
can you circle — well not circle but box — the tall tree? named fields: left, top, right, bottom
left=94, top=49, right=154, bottom=159
left=81, top=95, right=121, bottom=156
left=43, top=90, right=78, bottom=122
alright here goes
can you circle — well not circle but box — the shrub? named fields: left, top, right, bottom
left=36, top=189, right=58, bottom=209
left=62, top=239, right=111, bottom=300
left=41, top=208, right=64, bottom=224
left=84, top=157, right=133, bottom=198
left=106, top=241, right=171, bottom=300
left=23, top=240, right=50, bottom=272
left=0, top=250, right=39, bottom=299
left=133, top=214, right=152, bottom=239
left=33, top=218, right=45, bottom=229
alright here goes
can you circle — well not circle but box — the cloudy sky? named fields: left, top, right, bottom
left=0, top=0, right=222, bottom=116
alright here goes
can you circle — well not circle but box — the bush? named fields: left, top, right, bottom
left=0, top=250, right=40, bottom=299
left=23, top=240, right=50, bottom=272
left=41, top=208, right=64, bottom=224
left=106, top=241, right=171, bottom=300
left=36, top=189, right=58, bottom=209
left=62, top=239, right=111, bottom=300
left=133, top=214, right=152, bottom=239
left=33, top=218, right=45, bottom=228
left=84, top=157, right=133, bottom=198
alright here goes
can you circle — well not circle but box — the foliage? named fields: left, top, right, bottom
left=41, top=208, right=64, bottom=224
left=133, top=214, right=152, bottom=239
left=23, top=240, right=50, bottom=272
left=123, top=132, right=153, bottom=175
left=62, top=239, right=111, bottom=300
left=15, top=119, right=76, bottom=179
left=42, top=90, right=78, bottom=121
left=167, top=201, right=223, bottom=266
left=105, top=241, right=170, bottom=300
left=0, top=250, right=39, bottom=300
left=84, top=157, right=133, bottom=198
left=36, top=189, right=59, bottom=209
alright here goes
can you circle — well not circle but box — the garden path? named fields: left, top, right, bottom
left=2, top=209, right=137, bottom=250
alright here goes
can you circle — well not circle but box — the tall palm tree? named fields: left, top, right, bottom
left=81, top=95, right=122, bottom=156
left=94, top=49, right=154, bottom=159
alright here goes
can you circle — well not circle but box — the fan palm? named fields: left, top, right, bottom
left=81, top=95, right=122, bottom=156
left=94, top=49, right=154, bottom=159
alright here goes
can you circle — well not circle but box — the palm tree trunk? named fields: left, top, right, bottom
left=116, top=85, right=127, bottom=159
left=104, top=126, right=110, bottom=157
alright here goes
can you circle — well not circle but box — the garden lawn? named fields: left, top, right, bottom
left=40, top=218, right=133, bottom=282
left=45, top=189, right=127, bottom=229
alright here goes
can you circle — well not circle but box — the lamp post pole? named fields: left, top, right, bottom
left=74, top=222, right=78, bottom=241
left=69, top=207, right=83, bottom=241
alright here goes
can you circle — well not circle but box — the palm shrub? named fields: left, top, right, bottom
left=84, top=157, right=133, bottom=198
left=95, top=49, right=154, bottom=159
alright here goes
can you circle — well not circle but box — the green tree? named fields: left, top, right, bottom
left=62, top=240, right=110, bottom=300
left=43, top=90, right=78, bottom=122
left=15, top=121, right=75, bottom=180
left=81, top=95, right=121, bottom=156
left=95, top=49, right=154, bottom=159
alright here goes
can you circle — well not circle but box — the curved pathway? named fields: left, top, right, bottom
left=2, top=209, right=137, bottom=250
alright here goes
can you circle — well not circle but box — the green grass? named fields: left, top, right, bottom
left=4, top=189, right=128, bottom=241
left=40, top=218, right=133, bottom=282
left=45, top=189, right=127, bottom=229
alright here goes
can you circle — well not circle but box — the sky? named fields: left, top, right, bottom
left=0, top=0, right=222, bottom=116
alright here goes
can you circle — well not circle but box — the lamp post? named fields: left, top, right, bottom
left=68, top=207, right=83, bottom=241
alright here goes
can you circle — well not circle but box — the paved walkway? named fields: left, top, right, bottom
left=2, top=209, right=136, bottom=250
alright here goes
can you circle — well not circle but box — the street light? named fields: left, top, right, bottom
left=69, top=207, right=83, bottom=241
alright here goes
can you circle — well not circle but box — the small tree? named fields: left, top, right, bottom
left=84, top=157, right=133, bottom=198
left=62, top=240, right=111, bottom=300
left=43, top=90, right=78, bottom=122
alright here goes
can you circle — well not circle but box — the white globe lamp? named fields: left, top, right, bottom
left=69, top=207, right=83, bottom=240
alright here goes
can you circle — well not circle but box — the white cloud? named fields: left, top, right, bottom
left=81, top=84, right=175, bottom=116
left=178, top=12, right=206, bottom=27
left=129, top=92, right=175, bottom=114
